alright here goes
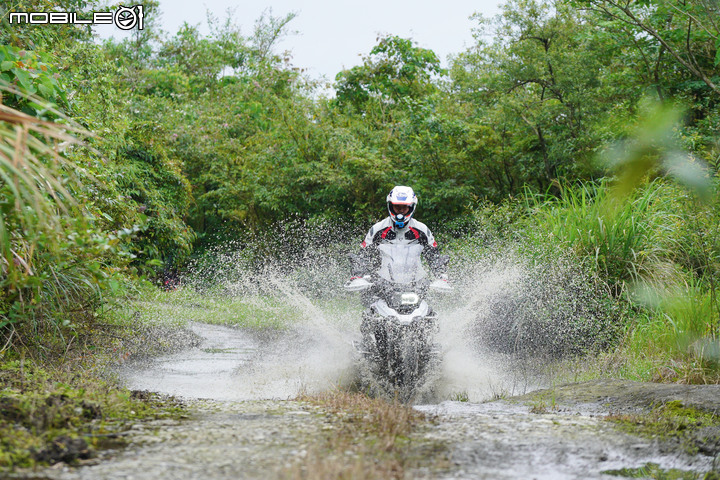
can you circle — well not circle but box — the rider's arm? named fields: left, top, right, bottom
left=350, top=225, right=381, bottom=277
left=420, top=228, right=449, bottom=278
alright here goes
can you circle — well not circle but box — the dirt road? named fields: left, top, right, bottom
left=26, top=323, right=720, bottom=480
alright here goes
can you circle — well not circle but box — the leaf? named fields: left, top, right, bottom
left=12, top=68, right=32, bottom=89
left=39, top=77, right=56, bottom=97
left=662, top=152, right=713, bottom=203
left=38, top=83, right=52, bottom=97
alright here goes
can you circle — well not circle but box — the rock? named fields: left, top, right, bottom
left=35, top=435, right=92, bottom=464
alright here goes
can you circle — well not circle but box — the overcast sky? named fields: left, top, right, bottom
left=96, top=0, right=503, bottom=82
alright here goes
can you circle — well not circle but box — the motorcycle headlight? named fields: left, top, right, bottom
left=399, top=292, right=419, bottom=305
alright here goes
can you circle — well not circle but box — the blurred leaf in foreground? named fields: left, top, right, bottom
left=601, top=98, right=714, bottom=204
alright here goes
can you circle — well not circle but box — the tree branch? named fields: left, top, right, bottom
left=670, top=3, right=718, bottom=40
left=597, top=0, right=720, bottom=95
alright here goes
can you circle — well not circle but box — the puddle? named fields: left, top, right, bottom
left=119, top=323, right=259, bottom=401
left=118, top=322, right=353, bottom=401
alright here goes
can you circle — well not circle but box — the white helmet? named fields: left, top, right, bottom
left=386, top=186, right=417, bottom=228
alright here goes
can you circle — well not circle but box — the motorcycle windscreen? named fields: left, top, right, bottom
left=377, top=243, right=427, bottom=284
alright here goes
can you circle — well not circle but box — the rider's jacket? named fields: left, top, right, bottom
left=353, top=217, right=446, bottom=279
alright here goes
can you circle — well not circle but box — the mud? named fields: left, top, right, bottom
left=24, top=400, right=329, bottom=480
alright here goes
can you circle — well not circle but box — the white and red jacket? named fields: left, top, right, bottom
left=352, top=217, right=446, bottom=279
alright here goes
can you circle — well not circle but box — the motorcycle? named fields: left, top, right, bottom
left=345, top=243, right=452, bottom=402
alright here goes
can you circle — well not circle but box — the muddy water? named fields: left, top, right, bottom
left=36, top=322, right=720, bottom=479
left=417, top=401, right=715, bottom=479
left=119, top=322, right=356, bottom=401
left=120, top=323, right=259, bottom=400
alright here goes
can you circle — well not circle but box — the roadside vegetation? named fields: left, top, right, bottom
left=609, top=400, right=720, bottom=457
left=0, top=0, right=719, bottom=472
left=289, top=390, right=448, bottom=479
left=0, top=359, right=184, bottom=468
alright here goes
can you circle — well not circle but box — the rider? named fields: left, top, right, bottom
left=348, top=185, right=448, bottom=291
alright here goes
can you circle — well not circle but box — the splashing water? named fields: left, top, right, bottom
left=122, top=223, right=617, bottom=404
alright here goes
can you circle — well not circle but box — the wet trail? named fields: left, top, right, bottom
left=121, top=323, right=260, bottom=401
left=119, top=321, right=525, bottom=404
left=33, top=321, right=718, bottom=480
left=417, top=401, right=714, bottom=480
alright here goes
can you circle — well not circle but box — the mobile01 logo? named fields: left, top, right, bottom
left=8, top=5, right=144, bottom=31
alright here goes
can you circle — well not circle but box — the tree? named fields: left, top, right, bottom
left=449, top=0, right=632, bottom=196
left=575, top=0, right=720, bottom=96
left=335, top=35, right=444, bottom=112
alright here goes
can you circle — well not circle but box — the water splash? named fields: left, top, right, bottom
left=124, top=222, right=618, bottom=403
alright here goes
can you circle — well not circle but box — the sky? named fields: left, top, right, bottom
left=96, top=0, right=503, bottom=82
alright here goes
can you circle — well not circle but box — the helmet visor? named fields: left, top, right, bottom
left=391, top=203, right=412, bottom=215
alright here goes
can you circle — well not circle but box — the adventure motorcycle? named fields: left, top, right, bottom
left=345, top=243, right=452, bottom=401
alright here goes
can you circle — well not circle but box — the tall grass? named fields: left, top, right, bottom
left=520, top=179, right=720, bottom=381
left=0, top=98, right=84, bottom=275
left=0, top=86, right=127, bottom=357
left=625, top=278, right=720, bottom=382
left=524, top=180, right=683, bottom=295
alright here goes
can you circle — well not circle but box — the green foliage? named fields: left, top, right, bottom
left=601, top=100, right=714, bottom=203
left=451, top=0, right=627, bottom=196
left=0, top=4, right=148, bottom=348
left=157, top=23, right=228, bottom=92
left=0, top=110, right=136, bottom=351
left=630, top=279, right=719, bottom=361
left=519, top=175, right=720, bottom=377
left=114, top=125, right=195, bottom=267
left=525, top=180, right=682, bottom=292
left=335, top=35, right=444, bottom=110
left=573, top=0, right=720, bottom=96
left=0, top=46, right=68, bottom=116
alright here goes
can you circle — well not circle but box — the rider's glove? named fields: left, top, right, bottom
left=439, top=274, right=449, bottom=282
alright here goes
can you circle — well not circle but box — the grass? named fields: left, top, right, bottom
left=524, top=180, right=683, bottom=293
left=111, top=286, right=364, bottom=339
left=284, top=390, right=449, bottom=479
left=114, top=287, right=304, bottom=330
left=607, top=400, right=720, bottom=457
left=515, top=179, right=720, bottom=384
left=0, top=357, right=185, bottom=470
left=529, top=391, right=559, bottom=414
left=449, top=391, right=469, bottom=402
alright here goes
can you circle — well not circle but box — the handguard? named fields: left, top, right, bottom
left=344, top=276, right=373, bottom=292
left=429, top=278, right=453, bottom=293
